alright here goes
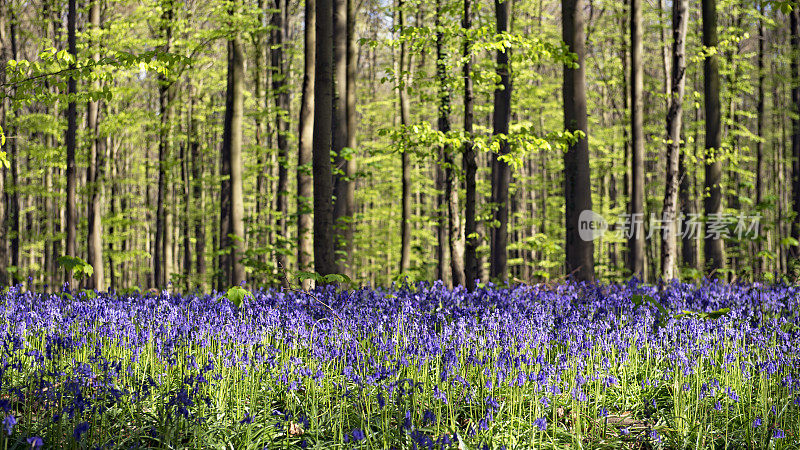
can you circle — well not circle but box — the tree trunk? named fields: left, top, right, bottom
left=628, top=0, right=644, bottom=280
left=661, top=0, right=688, bottom=280
left=755, top=6, right=764, bottom=275
left=462, top=0, right=477, bottom=290
left=343, top=0, right=357, bottom=272
left=562, top=0, right=594, bottom=282
left=791, top=8, right=800, bottom=263
left=313, top=0, right=337, bottom=276
left=64, top=0, right=78, bottom=288
left=155, top=0, right=174, bottom=288
left=7, top=10, right=19, bottom=285
left=398, top=0, right=412, bottom=274
left=490, top=0, right=511, bottom=283
left=87, top=0, right=105, bottom=291
left=192, top=96, right=206, bottom=291
left=271, top=0, right=289, bottom=278
left=702, top=0, right=724, bottom=275
left=0, top=0, right=8, bottom=286
left=297, top=0, right=315, bottom=284
left=182, top=95, right=194, bottom=290
left=332, top=0, right=356, bottom=274
left=222, top=25, right=246, bottom=286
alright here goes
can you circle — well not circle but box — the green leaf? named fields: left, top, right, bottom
left=225, top=286, right=251, bottom=308
left=57, top=255, right=94, bottom=281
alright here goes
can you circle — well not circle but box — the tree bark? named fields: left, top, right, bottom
left=628, top=0, right=644, bottom=280
left=297, top=0, right=316, bottom=284
left=271, top=0, right=289, bottom=277
left=7, top=9, right=19, bottom=285
left=155, top=0, right=174, bottom=288
left=65, top=0, right=78, bottom=288
left=0, top=0, right=7, bottom=286
left=702, top=0, right=725, bottom=275
left=332, top=0, right=356, bottom=274
left=462, top=0, right=477, bottom=290
left=192, top=95, right=206, bottom=291
left=562, top=0, right=594, bottom=282
left=489, top=0, right=512, bottom=283
left=313, top=0, right=337, bottom=276
left=791, top=8, right=800, bottom=263
left=398, top=0, right=412, bottom=274
left=661, top=0, right=688, bottom=280
left=755, top=5, right=764, bottom=275
left=222, top=25, right=246, bottom=286
left=87, top=0, right=104, bottom=291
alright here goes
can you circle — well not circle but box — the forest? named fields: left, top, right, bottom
left=1, top=0, right=798, bottom=292
left=1, top=1, right=800, bottom=448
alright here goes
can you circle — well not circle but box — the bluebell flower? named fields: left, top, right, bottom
left=752, top=417, right=762, bottom=428
left=773, top=428, right=785, bottom=439
left=27, top=436, right=44, bottom=449
left=73, top=422, right=90, bottom=442
left=352, top=428, right=365, bottom=441
left=534, top=417, right=547, bottom=431
left=3, top=415, right=16, bottom=435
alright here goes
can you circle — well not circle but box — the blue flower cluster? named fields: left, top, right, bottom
left=0, top=280, right=797, bottom=447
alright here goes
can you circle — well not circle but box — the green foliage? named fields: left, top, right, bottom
left=57, top=256, right=94, bottom=281
left=224, top=286, right=251, bottom=308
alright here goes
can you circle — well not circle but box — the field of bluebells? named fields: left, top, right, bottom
left=0, top=281, right=799, bottom=449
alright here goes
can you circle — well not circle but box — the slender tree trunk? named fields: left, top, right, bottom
left=702, top=0, right=725, bottom=275
left=155, top=0, right=174, bottom=288
left=661, top=0, right=688, bottom=280
left=191, top=96, right=206, bottom=291
left=7, top=11, right=19, bottom=284
left=0, top=0, right=8, bottom=286
left=342, top=0, right=358, bottom=275
left=271, top=0, right=289, bottom=277
left=313, top=0, right=337, bottom=276
left=628, top=0, right=644, bottom=279
left=222, top=20, right=246, bottom=286
left=434, top=2, right=447, bottom=285
left=755, top=6, right=765, bottom=275
left=436, top=1, right=465, bottom=287
left=297, top=0, right=315, bottom=284
left=490, top=0, right=512, bottom=282
left=182, top=95, right=193, bottom=290
left=398, top=0, right=412, bottom=274
left=65, top=0, right=78, bottom=288
left=87, top=0, right=105, bottom=291
left=332, top=0, right=356, bottom=274
left=462, top=0, right=477, bottom=290
left=562, top=0, right=594, bottom=282
left=791, top=8, right=800, bottom=263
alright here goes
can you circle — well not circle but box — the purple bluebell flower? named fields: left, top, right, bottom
left=2, top=415, right=15, bottom=436
left=27, top=436, right=44, bottom=449
left=534, top=417, right=547, bottom=431
left=73, top=422, right=89, bottom=442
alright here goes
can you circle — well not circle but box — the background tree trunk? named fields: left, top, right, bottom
left=65, top=0, right=78, bottom=287
left=628, top=0, right=644, bottom=280
left=222, top=28, right=246, bottom=286
left=87, top=0, right=105, bottom=291
left=661, top=0, right=688, bottom=280
left=398, top=0, right=412, bottom=274
left=462, top=0, right=477, bottom=290
left=297, top=0, right=316, bottom=285
left=791, top=8, right=800, bottom=264
left=562, top=0, right=594, bottom=282
left=490, top=0, right=511, bottom=283
left=702, top=0, right=724, bottom=275
left=313, top=0, right=337, bottom=276
left=0, top=0, right=8, bottom=286
left=155, top=0, right=174, bottom=288
left=271, top=0, right=289, bottom=278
